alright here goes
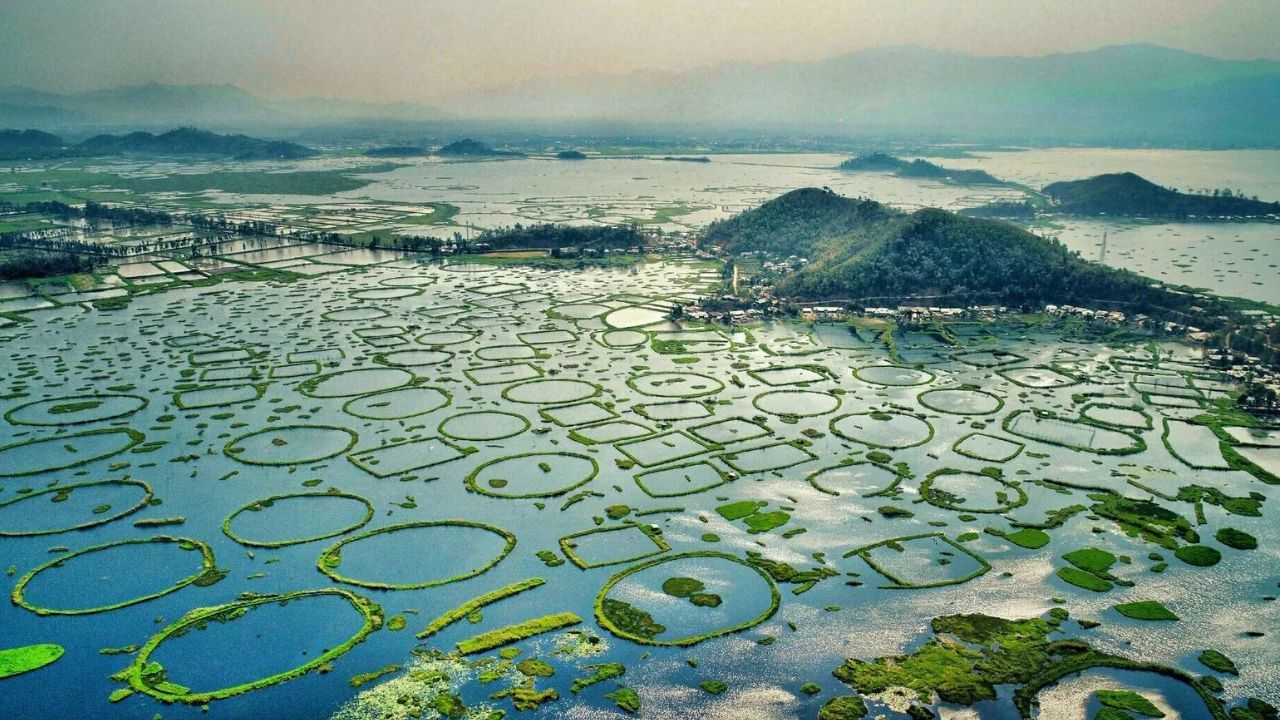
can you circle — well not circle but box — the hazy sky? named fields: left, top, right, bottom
left=1, top=0, right=1276, bottom=102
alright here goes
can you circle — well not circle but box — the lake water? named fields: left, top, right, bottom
left=0, top=255, right=1275, bottom=719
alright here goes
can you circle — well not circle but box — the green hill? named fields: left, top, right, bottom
left=1044, top=172, right=1279, bottom=218
left=704, top=187, right=1203, bottom=311
left=437, top=138, right=523, bottom=157
left=702, top=187, right=896, bottom=258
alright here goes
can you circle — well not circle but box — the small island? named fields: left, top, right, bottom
left=838, top=153, right=1005, bottom=185
left=556, top=150, right=587, bottom=160
left=1043, top=172, right=1280, bottom=219
left=437, top=138, right=524, bottom=157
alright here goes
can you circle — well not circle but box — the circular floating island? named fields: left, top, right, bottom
left=12, top=536, right=218, bottom=616
left=628, top=371, right=723, bottom=398
left=224, top=425, right=358, bottom=466
left=317, top=521, right=517, bottom=590
left=5, top=394, right=148, bottom=426
left=222, top=491, right=374, bottom=548
left=466, top=452, right=599, bottom=498
left=854, top=365, right=935, bottom=387
left=595, top=551, right=779, bottom=646
left=503, top=378, right=600, bottom=404
left=830, top=411, right=934, bottom=449
left=114, top=588, right=382, bottom=705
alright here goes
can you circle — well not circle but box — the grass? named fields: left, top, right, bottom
left=416, top=578, right=546, bottom=639
left=0, top=643, right=64, bottom=679
left=455, top=612, right=582, bottom=655
left=1114, top=600, right=1179, bottom=621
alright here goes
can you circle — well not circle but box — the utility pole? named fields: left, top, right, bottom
left=1099, top=230, right=1108, bottom=263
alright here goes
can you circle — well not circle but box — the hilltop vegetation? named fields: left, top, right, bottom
left=839, top=153, right=1006, bottom=185
left=1044, top=172, right=1280, bottom=218
left=702, top=187, right=896, bottom=258
left=704, top=187, right=1212, bottom=314
left=437, top=138, right=523, bottom=157
left=0, top=127, right=314, bottom=160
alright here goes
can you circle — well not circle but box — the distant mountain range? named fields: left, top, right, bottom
left=0, top=82, right=451, bottom=131
left=0, top=45, right=1275, bottom=146
left=445, top=44, right=1280, bottom=146
left=0, top=127, right=314, bottom=160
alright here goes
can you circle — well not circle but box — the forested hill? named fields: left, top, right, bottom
left=0, top=127, right=314, bottom=160
left=1044, top=172, right=1280, bottom=218
left=701, top=187, right=897, bottom=258
left=706, top=187, right=1205, bottom=312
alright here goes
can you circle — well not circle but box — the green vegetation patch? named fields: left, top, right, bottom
left=1003, top=528, right=1051, bottom=549
left=456, top=612, right=583, bottom=655
left=1096, top=689, right=1165, bottom=717
left=832, top=609, right=1226, bottom=718
left=1114, top=601, right=1179, bottom=621
left=1174, top=545, right=1221, bottom=567
left=0, top=643, right=64, bottom=679
left=417, top=577, right=546, bottom=640
left=1197, top=649, right=1238, bottom=675
left=1213, top=525, right=1254, bottom=545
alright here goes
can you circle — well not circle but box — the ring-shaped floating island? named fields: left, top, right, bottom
left=596, top=329, right=649, bottom=348
left=379, top=275, right=436, bottom=288
left=0, top=479, right=153, bottom=536
left=373, top=348, right=453, bottom=368
left=466, top=451, right=600, bottom=498
left=342, top=386, right=452, bottom=421
left=806, top=461, right=905, bottom=497
left=502, top=378, right=601, bottom=405
left=224, top=425, right=359, bottom=466
left=297, top=368, right=415, bottom=398
left=0, top=427, right=145, bottom=477
left=853, top=365, right=935, bottom=387
left=438, top=411, right=530, bottom=441
left=222, top=491, right=375, bottom=548
left=595, top=551, right=780, bottom=647
left=11, top=535, right=218, bottom=616
left=349, top=286, right=422, bottom=301
left=919, top=468, right=1028, bottom=513
left=112, top=588, right=382, bottom=705
left=917, top=387, right=1004, bottom=415
left=627, top=371, right=724, bottom=399
left=830, top=411, right=934, bottom=449
left=321, top=306, right=390, bottom=322
left=317, top=520, right=517, bottom=590
left=752, top=389, right=841, bottom=417
left=414, top=330, right=478, bottom=346
left=4, top=393, right=148, bottom=426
